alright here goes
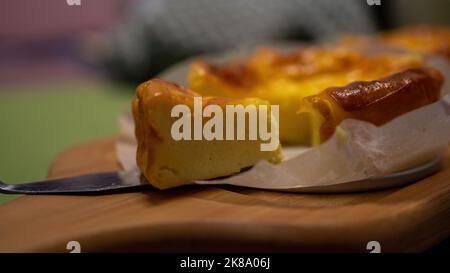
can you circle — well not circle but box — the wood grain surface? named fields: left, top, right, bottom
left=0, top=137, right=449, bottom=252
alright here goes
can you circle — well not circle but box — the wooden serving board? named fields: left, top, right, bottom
left=0, top=137, right=449, bottom=252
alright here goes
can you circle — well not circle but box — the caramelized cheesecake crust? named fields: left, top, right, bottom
left=300, top=67, right=443, bottom=145
left=331, top=68, right=442, bottom=111
left=191, top=47, right=423, bottom=91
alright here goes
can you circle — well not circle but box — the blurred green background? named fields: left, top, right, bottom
left=0, top=83, right=133, bottom=204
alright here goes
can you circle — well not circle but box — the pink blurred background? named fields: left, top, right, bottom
left=0, top=0, right=127, bottom=84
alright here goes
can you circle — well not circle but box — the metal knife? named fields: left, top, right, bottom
left=0, top=170, right=149, bottom=194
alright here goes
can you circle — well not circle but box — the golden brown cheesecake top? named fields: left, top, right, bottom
left=190, top=46, right=424, bottom=96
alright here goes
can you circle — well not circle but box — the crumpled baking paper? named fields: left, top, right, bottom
left=115, top=47, right=450, bottom=191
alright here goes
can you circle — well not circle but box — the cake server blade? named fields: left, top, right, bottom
left=0, top=170, right=148, bottom=194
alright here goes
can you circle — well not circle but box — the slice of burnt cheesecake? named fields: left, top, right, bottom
left=133, top=79, right=282, bottom=189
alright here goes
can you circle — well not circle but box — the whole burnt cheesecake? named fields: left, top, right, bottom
left=188, top=46, right=425, bottom=145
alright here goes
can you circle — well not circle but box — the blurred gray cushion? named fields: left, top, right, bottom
left=106, top=0, right=377, bottom=82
